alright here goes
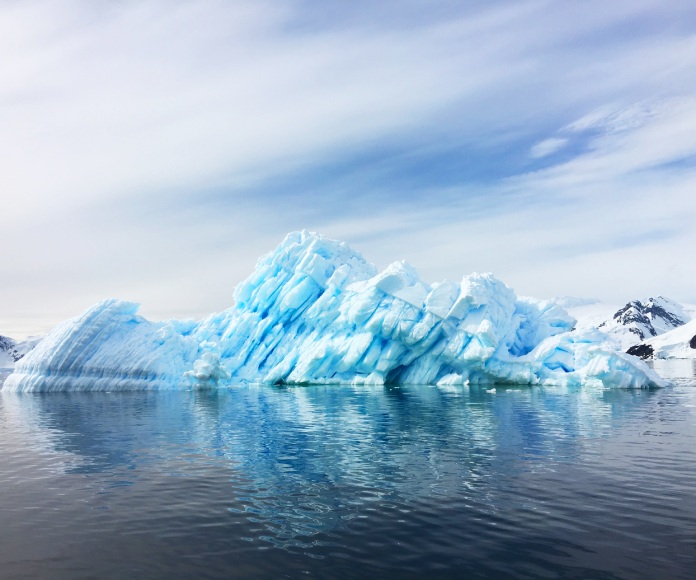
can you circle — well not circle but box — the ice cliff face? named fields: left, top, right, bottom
left=4, top=231, right=664, bottom=391
left=599, top=297, right=690, bottom=350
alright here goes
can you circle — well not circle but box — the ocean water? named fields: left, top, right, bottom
left=1, top=360, right=695, bottom=579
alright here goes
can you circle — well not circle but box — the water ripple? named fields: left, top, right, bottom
left=1, top=362, right=696, bottom=578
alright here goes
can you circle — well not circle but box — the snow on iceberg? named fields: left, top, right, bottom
left=3, top=231, right=665, bottom=392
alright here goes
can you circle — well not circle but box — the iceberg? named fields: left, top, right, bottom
left=3, top=231, right=665, bottom=392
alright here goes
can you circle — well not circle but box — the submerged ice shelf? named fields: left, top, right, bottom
left=4, top=231, right=664, bottom=392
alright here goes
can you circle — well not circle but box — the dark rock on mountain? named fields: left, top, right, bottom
left=626, top=343, right=654, bottom=360
left=599, top=296, right=689, bottom=349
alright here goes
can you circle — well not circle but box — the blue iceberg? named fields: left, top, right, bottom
left=4, top=231, right=664, bottom=391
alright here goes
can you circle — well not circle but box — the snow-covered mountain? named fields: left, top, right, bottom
left=597, top=297, right=690, bottom=350
left=626, top=319, right=696, bottom=360
left=0, top=335, right=42, bottom=369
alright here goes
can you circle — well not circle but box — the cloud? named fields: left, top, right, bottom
left=530, top=138, right=568, bottom=159
left=2, top=0, right=696, bottom=336
left=1, top=0, right=514, bottom=223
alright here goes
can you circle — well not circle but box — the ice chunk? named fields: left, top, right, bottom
left=3, top=231, right=665, bottom=392
left=185, top=351, right=230, bottom=386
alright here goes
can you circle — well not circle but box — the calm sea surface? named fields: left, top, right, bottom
left=1, top=360, right=696, bottom=579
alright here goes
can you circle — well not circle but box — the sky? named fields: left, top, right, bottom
left=2, top=0, right=696, bottom=338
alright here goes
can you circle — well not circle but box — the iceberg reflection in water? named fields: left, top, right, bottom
left=1, top=371, right=696, bottom=578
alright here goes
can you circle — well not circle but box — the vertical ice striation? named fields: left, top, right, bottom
left=4, top=231, right=665, bottom=391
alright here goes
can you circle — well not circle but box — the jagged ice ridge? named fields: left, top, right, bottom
left=4, top=231, right=664, bottom=392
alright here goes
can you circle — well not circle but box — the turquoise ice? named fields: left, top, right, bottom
left=4, top=231, right=664, bottom=391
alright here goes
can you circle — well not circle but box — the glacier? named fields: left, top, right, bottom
left=3, top=231, right=665, bottom=392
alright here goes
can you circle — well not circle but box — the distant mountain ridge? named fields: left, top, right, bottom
left=598, top=296, right=690, bottom=350
left=0, top=335, right=42, bottom=368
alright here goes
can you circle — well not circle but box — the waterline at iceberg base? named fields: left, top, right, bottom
left=4, top=231, right=664, bottom=392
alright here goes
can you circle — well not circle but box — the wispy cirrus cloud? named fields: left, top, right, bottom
left=530, top=138, right=569, bottom=159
